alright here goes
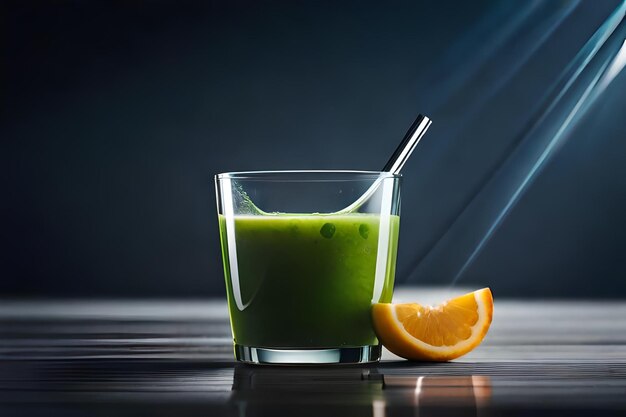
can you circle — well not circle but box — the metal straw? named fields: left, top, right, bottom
left=383, top=114, right=432, bottom=174
left=337, top=113, right=432, bottom=214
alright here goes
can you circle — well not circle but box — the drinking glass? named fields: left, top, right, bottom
left=215, top=170, right=401, bottom=364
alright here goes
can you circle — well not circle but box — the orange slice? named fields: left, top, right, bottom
left=372, top=288, right=493, bottom=361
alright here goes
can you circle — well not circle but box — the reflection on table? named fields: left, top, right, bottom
left=230, top=364, right=491, bottom=417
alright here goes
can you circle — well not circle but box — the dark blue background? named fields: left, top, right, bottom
left=2, top=0, right=625, bottom=297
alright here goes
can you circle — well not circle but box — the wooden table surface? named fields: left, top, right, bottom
left=1, top=288, right=625, bottom=416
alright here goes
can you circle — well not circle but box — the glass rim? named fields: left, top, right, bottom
left=215, top=170, right=401, bottom=181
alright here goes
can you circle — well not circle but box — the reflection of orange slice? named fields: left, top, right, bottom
left=372, top=288, right=493, bottom=361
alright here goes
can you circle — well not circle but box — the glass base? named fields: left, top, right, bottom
left=234, top=344, right=381, bottom=365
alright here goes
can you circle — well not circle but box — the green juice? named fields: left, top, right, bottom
left=219, top=214, right=400, bottom=348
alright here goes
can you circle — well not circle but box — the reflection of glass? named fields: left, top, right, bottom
left=215, top=171, right=401, bottom=364
left=228, top=365, right=491, bottom=417
left=229, top=364, right=382, bottom=416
